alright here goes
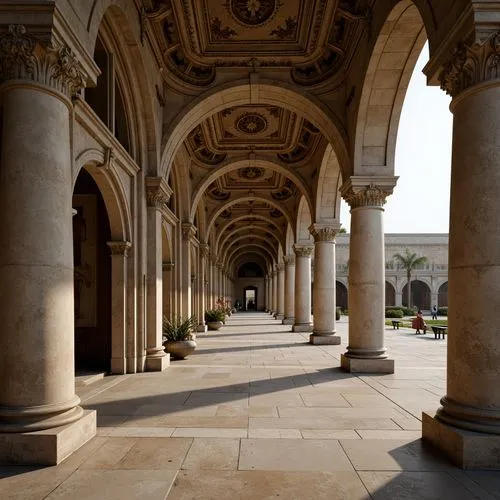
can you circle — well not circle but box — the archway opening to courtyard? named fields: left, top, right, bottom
left=438, top=281, right=448, bottom=307
left=336, top=281, right=348, bottom=310
left=385, top=281, right=396, bottom=307
left=402, top=280, right=431, bottom=310
left=72, top=168, right=112, bottom=372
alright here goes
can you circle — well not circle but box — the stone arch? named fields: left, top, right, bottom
left=315, top=144, right=342, bottom=222
left=227, top=245, right=276, bottom=271
left=296, top=196, right=314, bottom=244
left=207, top=196, right=294, bottom=239
left=190, top=158, right=313, bottom=223
left=336, top=280, right=348, bottom=310
left=285, top=224, right=295, bottom=255
left=218, top=226, right=282, bottom=256
left=160, top=80, right=350, bottom=180
left=385, top=281, right=396, bottom=307
left=438, top=281, right=448, bottom=307
left=402, top=279, right=431, bottom=309
left=354, top=1, right=427, bottom=174
left=222, top=234, right=277, bottom=265
left=73, top=149, right=131, bottom=242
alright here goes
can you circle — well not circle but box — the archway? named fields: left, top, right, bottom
left=402, top=280, right=431, bottom=309
left=438, top=281, right=448, bottom=307
left=336, top=281, right=348, bottom=310
left=243, top=286, right=258, bottom=311
left=385, top=281, right=396, bottom=307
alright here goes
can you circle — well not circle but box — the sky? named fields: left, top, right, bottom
left=340, top=43, right=453, bottom=233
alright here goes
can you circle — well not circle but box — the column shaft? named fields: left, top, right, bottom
left=292, top=246, right=313, bottom=332
left=276, top=264, right=285, bottom=320
left=272, top=270, right=278, bottom=315
left=283, top=256, right=295, bottom=325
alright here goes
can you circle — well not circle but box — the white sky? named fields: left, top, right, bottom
left=340, top=43, right=453, bottom=233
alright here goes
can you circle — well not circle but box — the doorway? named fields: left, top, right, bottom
left=244, top=286, right=258, bottom=311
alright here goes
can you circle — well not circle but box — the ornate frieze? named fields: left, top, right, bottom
left=107, top=241, right=132, bottom=257
left=284, top=254, right=295, bottom=266
left=293, top=245, right=314, bottom=258
left=0, top=25, right=86, bottom=97
left=146, top=177, right=172, bottom=209
left=309, top=223, right=340, bottom=242
left=181, top=222, right=197, bottom=241
left=439, top=31, right=500, bottom=98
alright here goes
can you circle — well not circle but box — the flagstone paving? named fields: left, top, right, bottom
left=2, top=312, right=500, bottom=499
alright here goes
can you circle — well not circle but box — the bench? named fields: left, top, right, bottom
left=391, top=320, right=402, bottom=330
left=431, top=325, right=447, bottom=339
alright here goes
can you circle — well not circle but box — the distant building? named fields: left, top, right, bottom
left=335, top=234, right=448, bottom=310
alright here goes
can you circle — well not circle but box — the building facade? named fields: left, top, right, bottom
left=1, top=0, right=499, bottom=469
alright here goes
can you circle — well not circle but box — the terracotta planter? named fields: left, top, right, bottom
left=163, top=340, right=197, bottom=359
left=207, top=321, right=223, bottom=331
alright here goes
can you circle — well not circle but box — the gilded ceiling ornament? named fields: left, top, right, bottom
left=270, top=17, right=297, bottom=39
left=210, top=18, right=238, bottom=40
left=0, top=24, right=86, bottom=97
left=227, top=0, right=280, bottom=27
left=188, top=125, right=227, bottom=165
left=236, top=113, right=268, bottom=134
left=238, top=167, right=265, bottom=180
left=439, top=31, right=500, bottom=98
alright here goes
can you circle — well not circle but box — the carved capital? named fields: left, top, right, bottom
left=309, top=223, right=340, bottom=242
left=146, top=177, right=172, bottom=209
left=162, top=261, right=175, bottom=271
left=440, top=31, right=500, bottom=98
left=107, top=241, right=131, bottom=257
left=283, top=254, right=295, bottom=266
left=181, top=222, right=197, bottom=241
left=0, top=25, right=86, bottom=97
left=199, top=244, right=210, bottom=259
left=293, top=245, right=314, bottom=258
left=277, top=262, right=285, bottom=272
left=341, top=177, right=397, bottom=209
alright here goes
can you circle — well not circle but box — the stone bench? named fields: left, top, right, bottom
left=431, top=325, right=447, bottom=339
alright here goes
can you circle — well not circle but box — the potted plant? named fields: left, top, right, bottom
left=162, top=315, right=197, bottom=359
left=205, top=309, right=225, bottom=330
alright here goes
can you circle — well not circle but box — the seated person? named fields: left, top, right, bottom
left=411, top=309, right=427, bottom=334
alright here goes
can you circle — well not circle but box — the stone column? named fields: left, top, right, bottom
left=268, top=274, right=274, bottom=314
left=210, top=258, right=217, bottom=308
left=309, top=224, right=341, bottom=345
left=0, top=25, right=95, bottom=464
left=162, top=261, right=175, bottom=320
left=275, top=263, right=285, bottom=320
left=272, top=267, right=278, bottom=316
left=292, top=246, right=314, bottom=332
left=107, top=242, right=132, bottom=374
left=145, top=178, right=170, bottom=371
left=181, top=223, right=196, bottom=316
left=264, top=276, right=269, bottom=312
left=197, top=244, right=209, bottom=332
left=340, top=179, right=396, bottom=373
left=283, top=255, right=295, bottom=325
left=422, top=32, right=500, bottom=468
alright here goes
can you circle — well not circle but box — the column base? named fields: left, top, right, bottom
left=0, top=409, right=96, bottom=465
left=282, top=317, right=295, bottom=325
left=196, top=324, right=208, bottom=333
left=145, top=353, right=170, bottom=371
left=341, top=354, right=394, bottom=373
left=275, top=314, right=284, bottom=321
left=292, top=323, right=313, bottom=333
left=422, top=411, right=500, bottom=469
left=310, top=334, right=341, bottom=345
left=110, top=357, right=126, bottom=375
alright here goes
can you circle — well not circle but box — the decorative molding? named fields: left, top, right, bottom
left=181, top=222, right=197, bottom=241
left=97, top=147, right=114, bottom=171
left=293, top=245, right=314, bottom=258
left=309, top=223, right=340, bottom=242
left=200, top=244, right=210, bottom=259
left=162, top=261, right=175, bottom=271
left=146, top=177, right=172, bottom=209
left=0, top=24, right=86, bottom=97
left=341, top=177, right=397, bottom=209
left=107, top=241, right=132, bottom=257
left=439, top=31, right=500, bottom=98
left=284, top=254, right=295, bottom=265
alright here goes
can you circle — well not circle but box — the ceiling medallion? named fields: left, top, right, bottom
left=270, top=208, right=283, bottom=218
left=227, top=0, right=280, bottom=27
left=235, top=113, right=268, bottom=135
left=238, top=167, right=265, bottom=180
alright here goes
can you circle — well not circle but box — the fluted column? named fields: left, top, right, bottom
left=107, top=242, right=132, bottom=374
left=340, top=179, right=396, bottom=373
left=309, top=224, right=341, bottom=345
left=0, top=24, right=95, bottom=464
left=292, top=246, right=314, bottom=332
left=197, top=245, right=209, bottom=332
left=145, top=178, right=170, bottom=371
left=272, top=267, right=278, bottom=316
left=275, top=263, right=285, bottom=320
left=283, top=255, right=295, bottom=325
left=422, top=31, right=500, bottom=468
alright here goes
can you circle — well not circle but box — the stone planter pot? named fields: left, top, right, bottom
left=163, top=340, right=197, bottom=360
left=207, top=321, right=223, bottom=331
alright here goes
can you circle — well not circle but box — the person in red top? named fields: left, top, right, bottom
left=412, top=309, right=427, bottom=334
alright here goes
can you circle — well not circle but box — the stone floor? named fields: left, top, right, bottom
left=2, top=312, right=500, bottom=499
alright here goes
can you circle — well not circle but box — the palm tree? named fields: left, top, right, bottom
left=393, top=249, right=428, bottom=308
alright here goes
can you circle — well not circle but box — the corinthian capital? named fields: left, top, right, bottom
left=200, top=244, right=210, bottom=259
left=107, top=241, right=132, bottom=257
left=293, top=245, right=314, bottom=258
left=309, top=222, right=340, bottom=242
left=0, top=25, right=86, bottom=97
left=181, top=222, right=197, bottom=241
left=284, top=255, right=295, bottom=266
left=341, top=176, right=397, bottom=209
left=146, top=177, right=172, bottom=209
left=440, top=31, right=500, bottom=98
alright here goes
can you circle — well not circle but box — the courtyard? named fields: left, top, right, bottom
left=2, top=313, right=500, bottom=499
